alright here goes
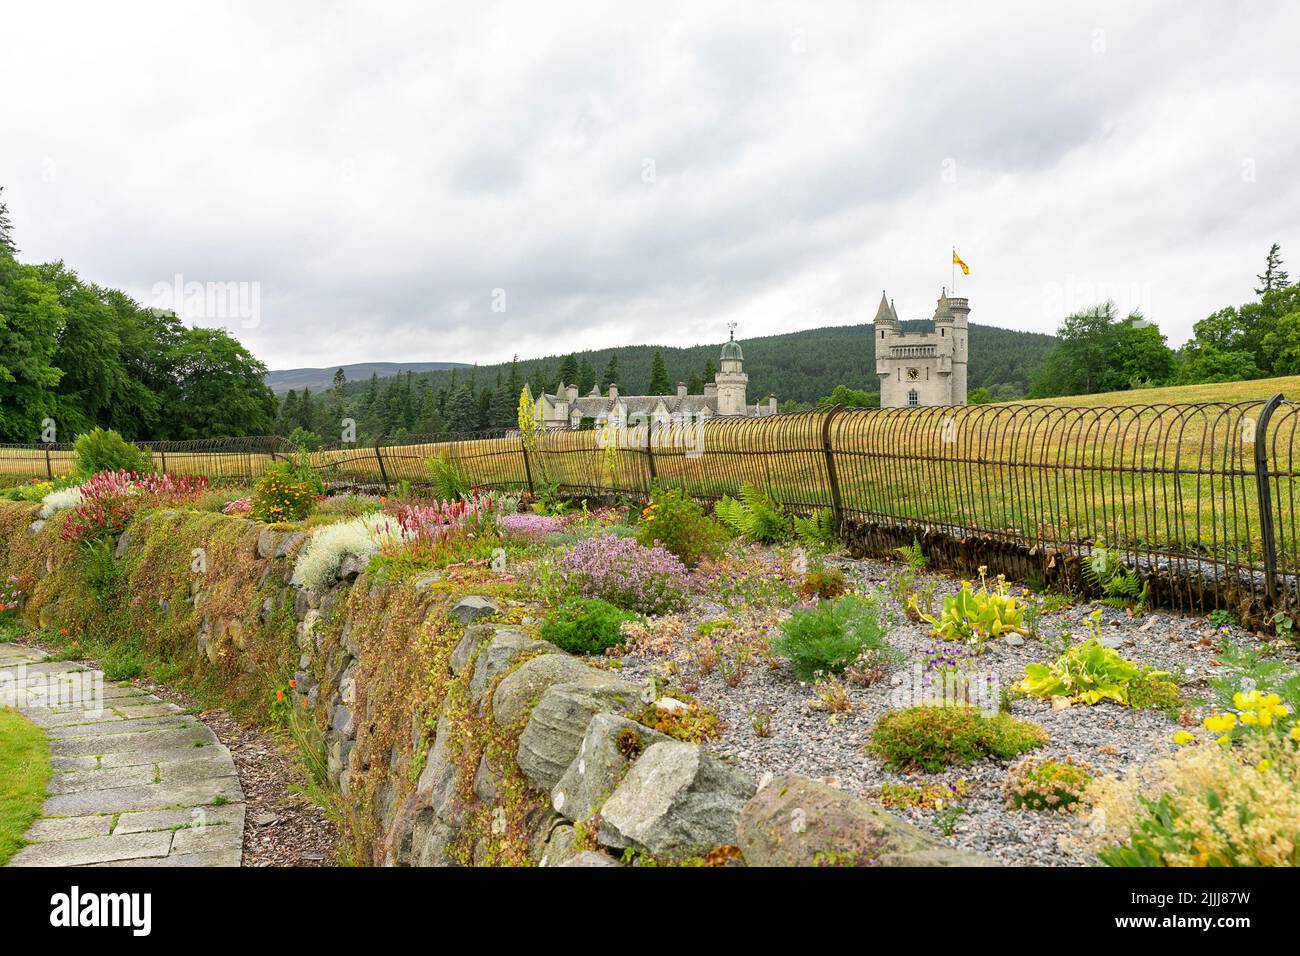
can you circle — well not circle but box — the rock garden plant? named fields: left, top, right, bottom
left=770, top=593, right=895, bottom=681
left=868, top=704, right=1048, bottom=772
left=557, top=533, right=689, bottom=615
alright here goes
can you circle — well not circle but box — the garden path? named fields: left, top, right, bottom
left=1, top=642, right=244, bottom=866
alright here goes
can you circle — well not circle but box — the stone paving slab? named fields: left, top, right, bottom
left=2, top=643, right=244, bottom=867
left=49, top=727, right=218, bottom=760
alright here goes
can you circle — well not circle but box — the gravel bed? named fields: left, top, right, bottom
left=618, top=552, right=1300, bottom=867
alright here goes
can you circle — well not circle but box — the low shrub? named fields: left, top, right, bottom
left=798, top=567, right=848, bottom=600
left=558, top=534, right=689, bottom=615
left=771, top=594, right=894, bottom=681
left=539, top=598, right=637, bottom=655
left=868, top=705, right=1047, bottom=772
left=635, top=486, right=727, bottom=569
left=73, top=428, right=150, bottom=478
left=249, top=457, right=324, bottom=523
left=1004, top=756, right=1093, bottom=813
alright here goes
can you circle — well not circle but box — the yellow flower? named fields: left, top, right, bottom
left=1202, top=712, right=1237, bottom=734
left=1289, top=724, right=1300, bottom=741
left=1172, top=730, right=1195, bottom=745
left=1216, top=734, right=1232, bottom=746
left=1256, top=758, right=1273, bottom=772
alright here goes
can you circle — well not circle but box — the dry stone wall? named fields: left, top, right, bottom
left=0, top=501, right=989, bottom=867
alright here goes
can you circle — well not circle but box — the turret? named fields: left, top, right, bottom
left=715, top=328, right=748, bottom=415
left=947, top=295, right=970, bottom=404
left=873, top=290, right=900, bottom=342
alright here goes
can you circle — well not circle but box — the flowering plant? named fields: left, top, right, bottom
left=58, top=470, right=211, bottom=543
left=0, top=575, right=22, bottom=619
left=222, top=496, right=252, bottom=515
left=59, top=470, right=138, bottom=543
left=496, top=513, right=566, bottom=540
left=557, top=533, right=689, bottom=614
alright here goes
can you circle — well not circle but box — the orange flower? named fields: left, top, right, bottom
left=59, top=628, right=70, bottom=636
left=276, top=689, right=284, bottom=701
left=288, top=678, right=298, bottom=689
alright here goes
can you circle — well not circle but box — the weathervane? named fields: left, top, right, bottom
left=727, top=321, right=738, bottom=341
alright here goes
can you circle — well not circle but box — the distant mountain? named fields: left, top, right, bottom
left=265, top=361, right=470, bottom=394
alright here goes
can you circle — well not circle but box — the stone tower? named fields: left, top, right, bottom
left=875, top=290, right=970, bottom=408
left=715, top=328, right=749, bottom=416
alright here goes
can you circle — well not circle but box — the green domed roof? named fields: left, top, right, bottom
left=720, top=338, right=743, bottom=361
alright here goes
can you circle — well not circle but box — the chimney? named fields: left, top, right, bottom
left=677, top=382, right=687, bottom=398
left=608, top=383, right=618, bottom=400
left=566, top=383, right=578, bottom=402
left=703, top=382, right=717, bottom=398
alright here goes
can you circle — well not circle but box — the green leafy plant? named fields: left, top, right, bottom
left=1004, top=756, right=1093, bottom=813
left=771, top=594, right=895, bottom=681
left=73, top=428, right=151, bottom=478
left=100, top=640, right=143, bottom=681
left=1083, top=548, right=1149, bottom=612
left=868, top=705, right=1047, bottom=773
left=540, top=598, right=637, bottom=655
left=714, top=484, right=791, bottom=543
left=918, top=571, right=1029, bottom=644
left=894, top=538, right=928, bottom=569
left=635, top=485, right=727, bottom=569
left=792, top=508, right=838, bottom=549
left=1017, top=619, right=1178, bottom=708
left=425, top=453, right=470, bottom=501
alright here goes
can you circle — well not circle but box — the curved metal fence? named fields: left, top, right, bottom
left=1, top=396, right=1296, bottom=621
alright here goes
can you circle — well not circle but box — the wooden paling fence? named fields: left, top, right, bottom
left=2, top=397, right=1296, bottom=621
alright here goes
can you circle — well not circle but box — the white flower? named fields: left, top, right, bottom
left=291, top=513, right=394, bottom=592
left=39, top=484, right=85, bottom=519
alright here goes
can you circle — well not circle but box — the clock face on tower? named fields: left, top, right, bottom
left=906, top=367, right=920, bottom=380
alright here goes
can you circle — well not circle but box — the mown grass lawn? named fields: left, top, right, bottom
left=0, top=706, right=50, bottom=865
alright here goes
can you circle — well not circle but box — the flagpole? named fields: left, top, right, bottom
left=951, top=246, right=955, bottom=292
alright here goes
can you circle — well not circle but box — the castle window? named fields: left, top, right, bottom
left=908, top=389, right=919, bottom=407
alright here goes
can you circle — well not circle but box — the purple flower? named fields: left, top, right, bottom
left=558, top=533, right=689, bottom=615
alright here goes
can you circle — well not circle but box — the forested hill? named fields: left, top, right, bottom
left=332, top=321, right=1054, bottom=408
left=266, top=361, right=470, bottom=395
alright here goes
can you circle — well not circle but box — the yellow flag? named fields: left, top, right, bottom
left=952, top=250, right=970, bottom=275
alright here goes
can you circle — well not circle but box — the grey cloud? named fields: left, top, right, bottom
left=0, top=0, right=1296, bottom=370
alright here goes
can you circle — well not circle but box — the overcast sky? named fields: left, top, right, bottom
left=2, top=1, right=1297, bottom=371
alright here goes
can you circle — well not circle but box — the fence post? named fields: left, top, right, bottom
left=520, top=436, right=535, bottom=497
left=821, top=406, right=845, bottom=532
left=44, top=444, right=53, bottom=480
left=1253, top=394, right=1284, bottom=607
left=645, top=418, right=657, bottom=487
left=373, top=435, right=390, bottom=491
left=159, top=447, right=167, bottom=474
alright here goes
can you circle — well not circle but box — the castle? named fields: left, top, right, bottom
left=874, top=290, right=969, bottom=408
left=535, top=332, right=778, bottom=429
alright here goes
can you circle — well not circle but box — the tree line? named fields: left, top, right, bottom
left=1027, top=244, right=1298, bottom=399
left=0, top=187, right=276, bottom=444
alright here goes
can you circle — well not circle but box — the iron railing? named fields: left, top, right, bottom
left=1, top=397, right=1296, bottom=623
